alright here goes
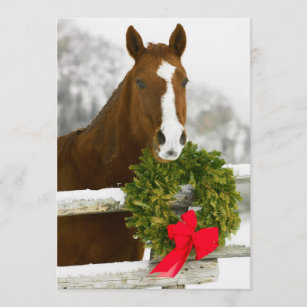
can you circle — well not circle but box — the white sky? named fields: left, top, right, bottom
left=73, top=18, right=250, bottom=125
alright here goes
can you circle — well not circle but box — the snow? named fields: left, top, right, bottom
left=224, top=163, right=250, bottom=177
left=226, top=213, right=250, bottom=246
left=143, top=247, right=151, bottom=261
left=186, top=257, right=250, bottom=289
left=57, top=187, right=126, bottom=204
left=57, top=260, right=149, bottom=278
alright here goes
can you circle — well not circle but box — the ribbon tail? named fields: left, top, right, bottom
left=150, top=245, right=192, bottom=278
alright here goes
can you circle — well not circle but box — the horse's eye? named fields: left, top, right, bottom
left=136, top=79, right=146, bottom=89
left=182, top=77, right=189, bottom=88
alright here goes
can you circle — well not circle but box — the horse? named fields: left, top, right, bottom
left=57, top=24, right=189, bottom=266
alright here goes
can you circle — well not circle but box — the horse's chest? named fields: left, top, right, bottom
left=106, top=155, right=136, bottom=187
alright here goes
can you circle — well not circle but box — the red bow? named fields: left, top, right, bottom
left=150, top=210, right=218, bottom=277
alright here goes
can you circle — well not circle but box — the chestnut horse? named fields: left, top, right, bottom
left=58, top=24, right=189, bottom=266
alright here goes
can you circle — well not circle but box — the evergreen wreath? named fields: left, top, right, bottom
left=123, top=142, right=242, bottom=258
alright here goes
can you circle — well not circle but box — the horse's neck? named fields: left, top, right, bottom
left=83, top=74, right=139, bottom=162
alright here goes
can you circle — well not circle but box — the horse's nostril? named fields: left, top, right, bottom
left=180, top=131, right=186, bottom=145
left=166, top=149, right=177, bottom=157
left=157, top=130, right=166, bottom=145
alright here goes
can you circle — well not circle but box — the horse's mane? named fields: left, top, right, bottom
left=57, top=76, right=127, bottom=159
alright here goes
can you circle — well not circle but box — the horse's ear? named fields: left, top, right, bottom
left=126, top=26, right=146, bottom=61
left=169, top=24, right=186, bottom=57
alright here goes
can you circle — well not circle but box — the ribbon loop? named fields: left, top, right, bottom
left=150, top=210, right=219, bottom=277
left=181, top=210, right=197, bottom=231
left=193, top=228, right=219, bottom=260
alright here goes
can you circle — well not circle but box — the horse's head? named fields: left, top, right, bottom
left=126, top=24, right=188, bottom=162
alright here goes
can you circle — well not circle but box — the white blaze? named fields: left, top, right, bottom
left=156, top=60, right=184, bottom=160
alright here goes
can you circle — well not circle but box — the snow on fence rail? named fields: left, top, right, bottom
left=58, top=258, right=218, bottom=289
left=57, top=164, right=250, bottom=216
left=57, top=245, right=250, bottom=289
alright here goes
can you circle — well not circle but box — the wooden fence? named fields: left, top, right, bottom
left=57, top=164, right=250, bottom=289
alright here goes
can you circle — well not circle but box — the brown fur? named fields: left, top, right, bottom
left=57, top=24, right=188, bottom=266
